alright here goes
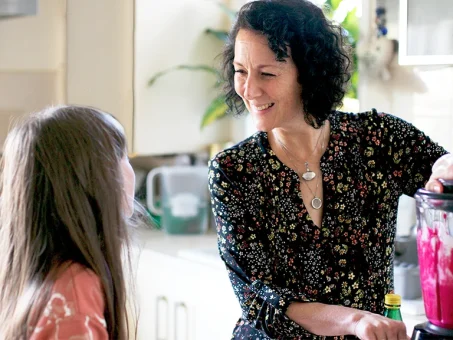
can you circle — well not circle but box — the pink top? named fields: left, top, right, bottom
left=29, top=263, right=108, bottom=340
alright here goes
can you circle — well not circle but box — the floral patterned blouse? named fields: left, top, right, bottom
left=29, top=263, right=108, bottom=340
left=208, top=110, right=447, bottom=340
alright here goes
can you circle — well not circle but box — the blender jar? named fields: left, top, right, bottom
left=415, top=179, right=453, bottom=329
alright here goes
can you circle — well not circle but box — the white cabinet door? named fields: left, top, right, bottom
left=134, top=250, right=190, bottom=340
left=190, top=267, right=241, bottom=340
left=134, top=250, right=170, bottom=340
left=133, top=248, right=241, bottom=340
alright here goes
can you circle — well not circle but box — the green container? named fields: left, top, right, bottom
left=383, top=294, right=403, bottom=321
left=146, top=166, right=209, bottom=235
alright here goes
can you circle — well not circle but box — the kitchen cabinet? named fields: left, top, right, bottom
left=132, top=229, right=241, bottom=340
left=0, top=0, right=66, bottom=149
left=65, top=0, right=134, bottom=149
left=399, top=0, right=453, bottom=65
left=1, top=0, right=241, bottom=155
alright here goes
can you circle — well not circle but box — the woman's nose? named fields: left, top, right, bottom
left=243, top=75, right=262, bottom=100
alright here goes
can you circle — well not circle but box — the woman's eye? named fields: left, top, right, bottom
left=234, top=69, right=246, bottom=74
left=262, top=72, right=275, bottom=77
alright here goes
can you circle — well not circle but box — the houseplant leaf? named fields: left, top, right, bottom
left=200, top=94, right=228, bottom=129
left=205, top=28, right=229, bottom=42
left=342, top=8, right=359, bottom=43
left=148, top=64, right=220, bottom=87
left=217, top=2, right=237, bottom=21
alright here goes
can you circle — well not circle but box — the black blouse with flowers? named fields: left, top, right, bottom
left=208, top=110, right=447, bottom=340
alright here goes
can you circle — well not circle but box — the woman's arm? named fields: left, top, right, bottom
left=210, top=153, right=410, bottom=339
left=209, top=155, right=314, bottom=338
left=369, top=111, right=448, bottom=196
left=286, top=301, right=408, bottom=340
left=210, top=144, right=412, bottom=339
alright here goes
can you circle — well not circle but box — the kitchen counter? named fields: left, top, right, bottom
left=130, top=227, right=224, bottom=268
left=131, top=227, right=218, bottom=255
left=131, top=227, right=427, bottom=335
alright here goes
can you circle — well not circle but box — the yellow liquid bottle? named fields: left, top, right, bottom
left=383, top=293, right=403, bottom=321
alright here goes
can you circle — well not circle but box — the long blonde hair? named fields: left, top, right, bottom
left=0, top=106, right=132, bottom=339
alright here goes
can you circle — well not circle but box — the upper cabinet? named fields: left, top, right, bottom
left=1, top=0, right=244, bottom=155
left=66, top=0, right=135, bottom=149
left=0, top=0, right=66, bottom=149
left=399, top=0, right=453, bottom=65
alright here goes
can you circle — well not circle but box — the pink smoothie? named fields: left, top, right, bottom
left=417, top=220, right=453, bottom=329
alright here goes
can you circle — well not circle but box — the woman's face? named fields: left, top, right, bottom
left=121, top=155, right=135, bottom=218
left=233, top=29, right=304, bottom=132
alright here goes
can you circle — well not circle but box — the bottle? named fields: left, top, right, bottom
left=383, top=293, right=403, bottom=321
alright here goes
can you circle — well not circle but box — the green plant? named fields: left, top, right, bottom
left=324, top=0, right=360, bottom=99
left=147, top=1, right=359, bottom=129
left=147, top=3, right=234, bottom=129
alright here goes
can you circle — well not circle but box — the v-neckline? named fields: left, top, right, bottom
left=259, top=114, right=335, bottom=230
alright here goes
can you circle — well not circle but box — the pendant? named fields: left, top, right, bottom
left=302, top=171, right=316, bottom=181
left=311, top=197, right=322, bottom=210
left=302, top=162, right=316, bottom=181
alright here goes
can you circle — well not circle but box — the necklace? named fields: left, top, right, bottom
left=276, top=134, right=324, bottom=210
left=301, top=178, right=323, bottom=209
left=276, top=124, right=325, bottom=181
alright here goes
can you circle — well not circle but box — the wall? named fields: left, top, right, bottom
left=0, top=0, right=66, bottom=147
left=134, top=0, right=236, bottom=155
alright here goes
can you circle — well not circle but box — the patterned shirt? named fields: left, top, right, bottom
left=208, top=110, right=447, bottom=339
left=29, top=263, right=108, bottom=340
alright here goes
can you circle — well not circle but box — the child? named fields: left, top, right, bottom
left=0, top=105, right=136, bottom=339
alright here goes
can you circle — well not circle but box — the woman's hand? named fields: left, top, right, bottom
left=353, top=311, right=409, bottom=340
left=426, top=153, right=453, bottom=193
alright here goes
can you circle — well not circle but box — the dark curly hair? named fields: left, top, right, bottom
left=222, top=0, right=352, bottom=127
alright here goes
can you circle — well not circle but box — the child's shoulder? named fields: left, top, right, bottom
left=57, top=262, right=100, bottom=288
left=30, top=263, right=108, bottom=339
left=51, top=262, right=105, bottom=316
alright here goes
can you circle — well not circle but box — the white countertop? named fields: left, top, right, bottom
left=130, top=227, right=224, bottom=268
left=131, top=227, right=218, bottom=255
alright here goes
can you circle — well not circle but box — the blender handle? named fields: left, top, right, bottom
left=146, top=167, right=163, bottom=216
left=439, top=179, right=453, bottom=194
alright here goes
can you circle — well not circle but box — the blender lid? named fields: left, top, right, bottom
left=415, top=179, right=453, bottom=212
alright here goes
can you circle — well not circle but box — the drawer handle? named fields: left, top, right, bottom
left=156, top=295, right=168, bottom=340
left=174, top=301, right=189, bottom=340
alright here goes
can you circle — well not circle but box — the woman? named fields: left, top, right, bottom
left=0, top=106, right=136, bottom=339
left=208, top=0, right=453, bottom=339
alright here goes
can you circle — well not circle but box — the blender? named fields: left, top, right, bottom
left=412, top=179, right=453, bottom=339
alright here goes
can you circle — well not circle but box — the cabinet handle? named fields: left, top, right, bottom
left=174, top=301, right=189, bottom=340
left=156, top=295, right=169, bottom=340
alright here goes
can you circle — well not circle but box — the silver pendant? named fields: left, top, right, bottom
left=311, top=197, right=322, bottom=209
left=302, top=171, right=316, bottom=181
left=302, top=162, right=316, bottom=181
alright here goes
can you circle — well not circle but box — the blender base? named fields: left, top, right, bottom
left=412, top=322, right=453, bottom=340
